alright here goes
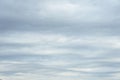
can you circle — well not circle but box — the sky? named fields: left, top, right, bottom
left=0, top=0, right=120, bottom=80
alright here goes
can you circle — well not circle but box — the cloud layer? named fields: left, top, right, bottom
left=0, top=0, right=120, bottom=80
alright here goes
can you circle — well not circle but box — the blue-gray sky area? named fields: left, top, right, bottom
left=0, top=0, right=120, bottom=80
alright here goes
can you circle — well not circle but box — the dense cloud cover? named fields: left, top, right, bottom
left=0, top=0, right=120, bottom=80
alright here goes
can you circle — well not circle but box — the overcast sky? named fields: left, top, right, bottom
left=0, top=0, right=120, bottom=80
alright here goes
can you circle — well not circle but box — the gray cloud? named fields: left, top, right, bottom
left=0, top=0, right=120, bottom=80
left=0, top=0, right=120, bottom=35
